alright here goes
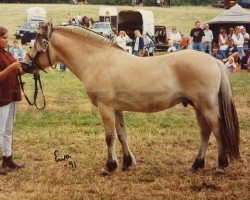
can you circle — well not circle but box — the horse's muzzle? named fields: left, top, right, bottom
left=21, top=62, right=34, bottom=74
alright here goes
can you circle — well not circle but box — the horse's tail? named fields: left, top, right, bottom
left=217, top=60, right=240, bottom=159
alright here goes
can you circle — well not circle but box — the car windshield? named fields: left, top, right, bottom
left=22, top=21, right=43, bottom=28
left=94, top=23, right=110, bottom=29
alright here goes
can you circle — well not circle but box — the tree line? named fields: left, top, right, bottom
left=0, top=0, right=218, bottom=6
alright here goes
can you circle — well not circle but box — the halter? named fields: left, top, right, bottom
left=18, top=27, right=55, bottom=110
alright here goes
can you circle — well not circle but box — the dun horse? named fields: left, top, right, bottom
left=23, top=23, right=240, bottom=175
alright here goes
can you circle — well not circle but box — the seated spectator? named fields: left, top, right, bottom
left=226, top=39, right=239, bottom=62
left=169, top=26, right=181, bottom=51
left=167, top=40, right=177, bottom=53
left=211, top=46, right=221, bottom=60
left=9, top=40, right=25, bottom=61
left=225, top=56, right=236, bottom=73
left=241, top=50, right=250, bottom=70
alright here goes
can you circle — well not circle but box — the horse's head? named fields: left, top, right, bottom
left=22, top=22, right=55, bottom=73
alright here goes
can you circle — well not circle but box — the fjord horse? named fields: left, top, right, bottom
left=23, top=23, right=240, bottom=175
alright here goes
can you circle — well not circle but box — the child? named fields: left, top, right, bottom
left=167, top=40, right=177, bottom=53
left=225, top=56, right=236, bottom=73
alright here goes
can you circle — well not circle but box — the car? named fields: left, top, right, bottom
left=15, top=20, right=45, bottom=39
left=155, top=25, right=189, bottom=51
left=92, top=22, right=114, bottom=38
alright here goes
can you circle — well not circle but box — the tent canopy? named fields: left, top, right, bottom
left=208, top=4, right=250, bottom=24
left=207, top=4, right=250, bottom=42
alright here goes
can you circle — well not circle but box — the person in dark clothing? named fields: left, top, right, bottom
left=190, top=21, right=205, bottom=51
left=0, top=26, right=25, bottom=175
left=241, top=50, right=250, bottom=70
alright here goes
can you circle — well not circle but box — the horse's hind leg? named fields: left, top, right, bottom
left=115, top=111, right=136, bottom=171
left=196, top=106, right=228, bottom=173
left=192, top=108, right=212, bottom=171
left=98, top=104, right=118, bottom=176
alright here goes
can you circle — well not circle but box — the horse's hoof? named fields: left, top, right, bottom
left=122, top=154, right=136, bottom=171
left=214, top=168, right=225, bottom=175
left=100, top=168, right=112, bottom=176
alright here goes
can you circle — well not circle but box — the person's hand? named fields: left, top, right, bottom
left=9, top=62, right=22, bottom=71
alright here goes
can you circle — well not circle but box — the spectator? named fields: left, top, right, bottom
left=67, top=13, right=72, bottom=25
left=218, top=29, right=228, bottom=59
left=211, top=46, right=222, bottom=60
left=77, top=13, right=82, bottom=26
left=226, top=39, right=239, bottom=62
left=117, top=30, right=132, bottom=50
left=0, top=26, right=25, bottom=175
left=190, top=21, right=205, bottom=51
left=241, top=27, right=249, bottom=53
left=228, top=27, right=234, bottom=40
left=232, top=26, right=245, bottom=60
left=59, top=63, right=66, bottom=72
left=72, top=17, right=76, bottom=25
left=247, top=56, right=250, bottom=72
left=9, top=40, right=25, bottom=61
left=241, top=50, right=250, bottom=70
left=167, top=40, right=177, bottom=53
left=169, top=26, right=181, bottom=51
left=131, top=30, right=144, bottom=56
left=225, top=56, right=236, bottom=73
left=203, top=23, right=213, bottom=54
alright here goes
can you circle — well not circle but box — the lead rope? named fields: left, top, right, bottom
left=17, top=70, right=46, bottom=110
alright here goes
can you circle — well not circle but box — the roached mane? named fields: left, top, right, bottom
left=55, top=25, right=125, bottom=51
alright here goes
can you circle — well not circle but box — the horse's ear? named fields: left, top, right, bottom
left=47, top=22, right=53, bottom=39
left=35, top=22, right=53, bottom=40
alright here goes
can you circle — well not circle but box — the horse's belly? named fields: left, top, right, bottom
left=114, top=92, right=181, bottom=112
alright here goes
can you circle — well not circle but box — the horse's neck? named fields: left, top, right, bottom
left=50, top=30, right=116, bottom=81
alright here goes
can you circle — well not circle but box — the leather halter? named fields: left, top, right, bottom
left=18, top=28, right=55, bottom=110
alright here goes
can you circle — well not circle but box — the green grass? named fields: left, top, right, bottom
left=0, top=3, right=250, bottom=200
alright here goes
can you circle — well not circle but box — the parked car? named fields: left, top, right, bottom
left=15, top=20, right=44, bottom=39
left=92, top=22, right=114, bottom=38
left=155, top=25, right=189, bottom=51
left=14, top=6, right=46, bottom=39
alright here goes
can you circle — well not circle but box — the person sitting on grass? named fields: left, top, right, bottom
left=167, top=40, right=177, bottom=53
left=225, top=56, right=236, bottom=73
left=211, top=46, right=222, bottom=60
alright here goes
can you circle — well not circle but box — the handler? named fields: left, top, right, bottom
left=0, top=26, right=25, bottom=175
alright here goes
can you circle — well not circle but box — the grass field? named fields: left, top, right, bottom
left=0, top=3, right=250, bottom=200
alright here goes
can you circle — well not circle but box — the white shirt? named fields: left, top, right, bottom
left=169, top=32, right=181, bottom=44
left=134, top=37, right=139, bottom=51
left=232, top=33, right=244, bottom=47
left=219, top=35, right=228, bottom=50
left=117, top=36, right=127, bottom=49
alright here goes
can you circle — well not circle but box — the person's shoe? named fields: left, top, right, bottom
left=2, top=155, right=25, bottom=169
left=0, top=166, right=7, bottom=175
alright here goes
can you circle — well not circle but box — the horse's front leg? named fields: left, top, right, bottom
left=115, top=111, right=136, bottom=171
left=99, top=103, right=118, bottom=176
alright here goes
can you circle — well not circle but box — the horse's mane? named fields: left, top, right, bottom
left=55, top=25, right=124, bottom=51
